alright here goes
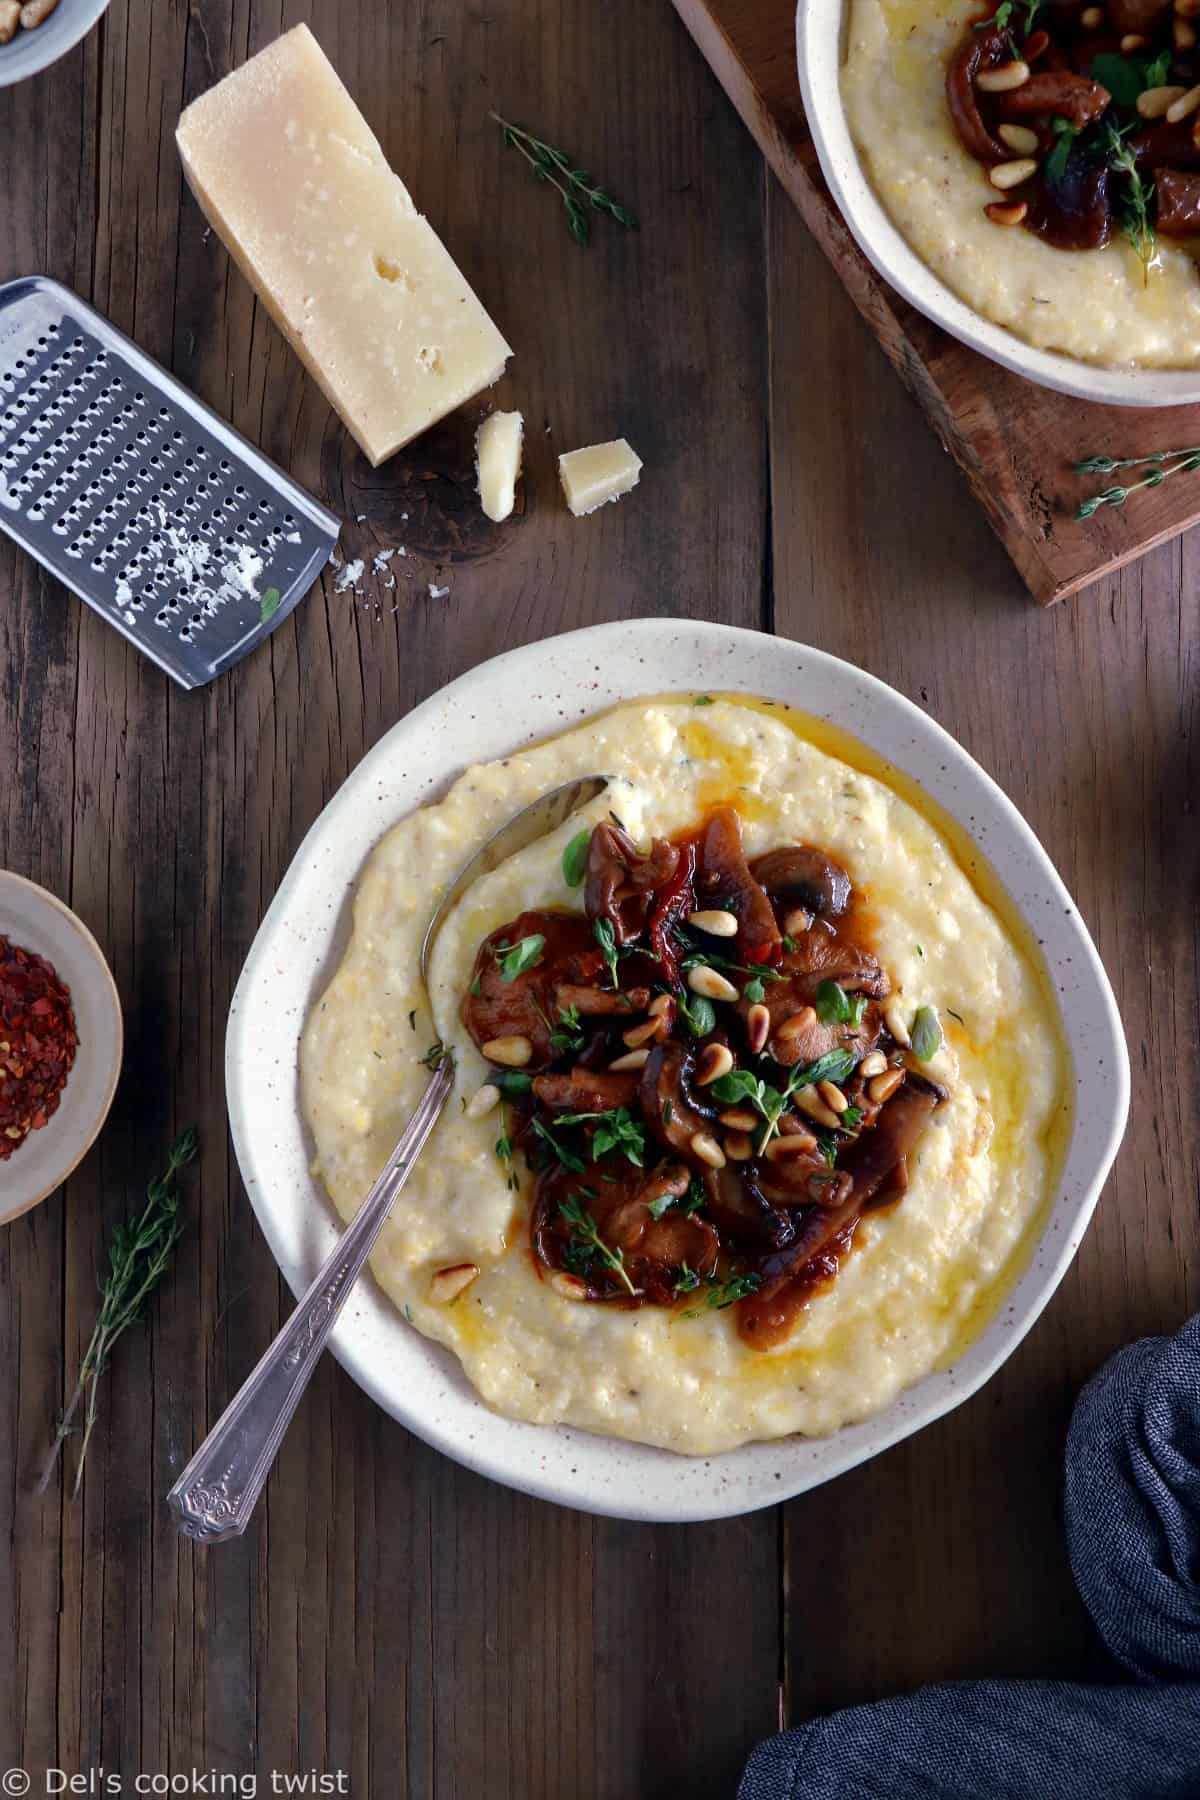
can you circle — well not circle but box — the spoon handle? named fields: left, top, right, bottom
left=166, top=1056, right=454, bottom=1543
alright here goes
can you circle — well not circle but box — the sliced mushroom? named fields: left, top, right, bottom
left=749, top=845, right=853, bottom=920
left=555, top=982, right=652, bottom=1017
left=532, top=1068, right=641, bottom=1112
left=585, top=821, right=680, bottom=946
left=1154, top=167, right=1200, bottom=233
left=946, top=25, right=1017, bottom=164
left=461, top=909, right=596, bottom=1068
left=695, top=807, right=781, bottom=964
left=639, top=1041, right=718, bottom=1156
left=999, top=70, right=1110, bottom=128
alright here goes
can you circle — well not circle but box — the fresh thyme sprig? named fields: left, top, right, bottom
left=559, top=1193, right=637, bottom=1295
left=490, top=113, right=637, bottom=246
left=1073, top=445, right=1200, bottom=518
left=1104, top=121, right=1156, bottom=284
left=36, top=1127, right=199, bottom=1496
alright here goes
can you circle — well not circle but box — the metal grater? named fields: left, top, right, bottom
left=0, top=276, right=339, bottom=690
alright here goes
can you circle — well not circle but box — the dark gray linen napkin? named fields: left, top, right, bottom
left=739, top=1315, right=1200, bottom=1799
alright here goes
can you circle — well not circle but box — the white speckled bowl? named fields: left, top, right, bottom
left=225, top=620, right=1129, bottom=1521
left=0, top=0, right=111, bottom=89
left=0, top=870, right=122, bottom=1225
left=797, top=0, right=1200, bottom=407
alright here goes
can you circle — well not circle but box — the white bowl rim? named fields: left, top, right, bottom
left=225, top=618, right=1130, bottom=1521
left=795, top=0, right=1200, bottom=408
left=0, top=0, right=111, bottom=88
left=0, top=869, right=123, bottom=1221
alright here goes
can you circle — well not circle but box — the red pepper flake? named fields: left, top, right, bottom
left=0, top=934, right=78, bottom=1161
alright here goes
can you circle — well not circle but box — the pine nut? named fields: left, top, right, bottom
left=690, top=1130, right=726, bottom=1169
left=719, top=1107, right=759, bottom=1130
left=1120, top=31, right=1148, bottom=48
left=791, top=1087, right=842, bottom=1130
left=430, top=1263, right=479, bottom=1303
left=0, top=1, right=19, bottom=42
left=1137, top=84, right=1187, bottom=118
left=884, top=1003, right=911, bottom=1048
left=858, top=1050, right=888, bottom=1079
left=985, top=201, right=1028, bottom=226
left=687, top=908, right=739, bottom=937
left=623, top=1015, right=664, bottom=1048
left=818, top=1080, right=850, bottom=1114
left=765, top=1131, right=819, bottom=1161
left=465, top=1082, right=501, bottom=1120
left=747, top=1003, right=770, bottom=1055
left=998, top=122, right=1039, bottom=153
left=688, top=964, right=739, bottom=1003
left=550, top=1271, right=588, bottom=1300
left=783, top=907, right=812, bottom=936
left=976, top=60, right=1030, bottom=92
left=648, top=993, right=673, bottom=1017
left=482, top=1034, right=533, bottom=1067
left=1079, top=4, right=1103, bottom=22
left=19, top=0, right=60, bottom=24
left=724, top=1131, right=753, bottom=1161
left=696, top=1043, right=734, bottom=1086
left=988, top=157, right=1038, bottom=190
left=1167, top=82, right=1200, bottom=121
left=609, top=1047, right=651, bottom=1071
left=774, top=1005, right=818, bottom=1045
left=1176, top=0, right=1200, bottom=18
left=868, top=1068, right=906, bottom=1105
left=1175, top=17, right=1197, bottom=47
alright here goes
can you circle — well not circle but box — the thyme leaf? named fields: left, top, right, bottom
left=559, top=1194, right=636, bottom=1295
left=491, top=113, right=637, bottom=246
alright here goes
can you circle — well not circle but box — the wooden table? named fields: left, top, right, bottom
left=2, top=3, right=1196, bottom=1795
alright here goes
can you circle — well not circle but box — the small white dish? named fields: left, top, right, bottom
left=796, top=0, right=1200, bottom=408
left=0, top=871, right=122, bottom=1224
left=225, top=619, right=1129, bottom=1521
left=0, top=0, right=111, bottom=89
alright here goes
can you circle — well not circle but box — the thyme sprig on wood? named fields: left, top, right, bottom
left=490, top=113, right=637, bottom=246
left=1073, top=445, right=1200, bottom=518
left=36, top=1127, right=199, bottom=1497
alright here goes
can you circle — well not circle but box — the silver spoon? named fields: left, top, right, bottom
left=167, top=773, right=607, bottom=1543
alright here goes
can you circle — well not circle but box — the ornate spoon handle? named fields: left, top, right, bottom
left=167, top=1057, right=454, bottom=1543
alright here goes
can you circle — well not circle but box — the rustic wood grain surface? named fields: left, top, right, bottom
left=1, top=2, right=1195, bottom=1797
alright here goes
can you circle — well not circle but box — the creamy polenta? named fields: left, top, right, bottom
left=299, top=698, right=1069, bottom=1455
left=841, top=0, right=1200, bottom=367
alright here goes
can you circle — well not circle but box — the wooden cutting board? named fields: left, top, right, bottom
left=672, top=0, right=1200, bottom=603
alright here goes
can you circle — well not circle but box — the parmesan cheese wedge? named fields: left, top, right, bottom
left=557, top=439, right=642, bottom=517
left=475, top=410, right=524, bottom=522
left=176, top=26, right=512, bottom=467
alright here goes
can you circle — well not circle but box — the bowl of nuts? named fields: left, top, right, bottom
left=0, top=0, right=112, bottom=88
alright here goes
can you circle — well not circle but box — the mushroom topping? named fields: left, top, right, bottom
left=749, top=845, right=853, bottom=920
left=946, top=25, right=1016, bottom=164
left=585, top=821, right=680, bottom=946
left=463, top=812, right=949, bottom=1344
left=532, top=1068, right=642, bottom=1113
left=639, top=1040, right=718, bottom=1156
left=695, top=807, right=782, bottom=963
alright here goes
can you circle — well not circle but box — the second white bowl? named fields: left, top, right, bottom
left=796, top=0, right=1200, bottom=407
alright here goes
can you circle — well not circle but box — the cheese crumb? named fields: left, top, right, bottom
left=558, top=438, right=643, bottom=517
left=334, top=558, right=365, bottom=593
left=428, top=583, right=450, bottom=600
left=475, top=410, right=524, bottom=523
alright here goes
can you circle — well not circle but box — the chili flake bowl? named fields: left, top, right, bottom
left=0, top=870, right=122, bottom=1225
